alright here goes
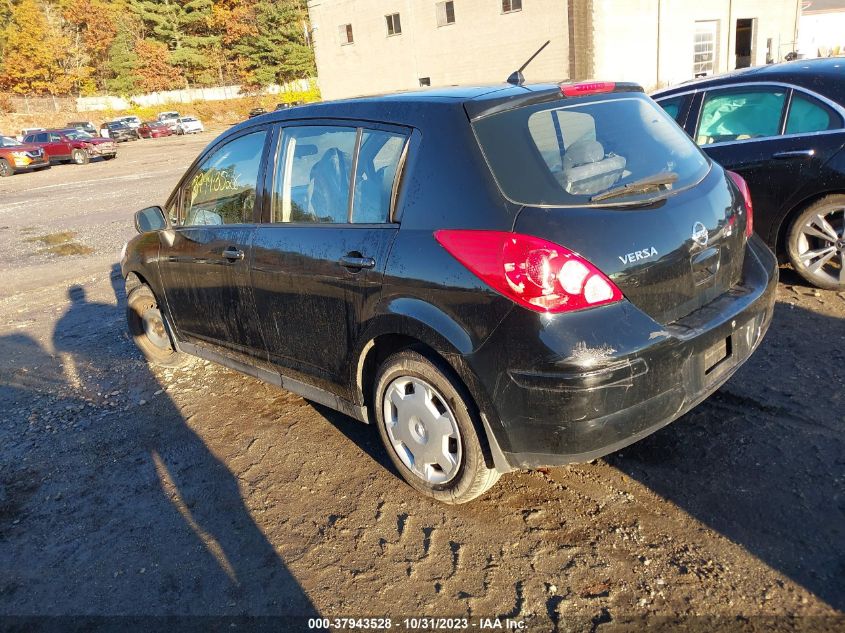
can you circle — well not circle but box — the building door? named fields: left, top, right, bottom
left=735, top=18, right=756, bottom=69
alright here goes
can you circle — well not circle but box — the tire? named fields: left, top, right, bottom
left=0, top=158, right=13, bottom=177
left=71, top=149, right=89, bottom=165
left=373, top=349, right=500, bottom=504
left=103, top=154, right=116, bottom=160
left=126, top=285, right=189, bottom=368
left=786, top=195, right=845, bottom=290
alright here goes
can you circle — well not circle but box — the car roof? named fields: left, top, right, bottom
left=224, top=82, right=631, bottom=136
left=652, top=58, right=845, bottom=102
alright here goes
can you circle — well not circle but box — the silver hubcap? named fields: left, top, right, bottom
left=141, top=307, right=171, bottom=350
left=0, top=162, right=9, bottom=176
left=796, top=207, right=845, bottom=286
left=383, top=376, right=462, bottom=485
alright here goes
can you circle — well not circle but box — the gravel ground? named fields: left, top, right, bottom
left=0, top=136, right=843, bottom=631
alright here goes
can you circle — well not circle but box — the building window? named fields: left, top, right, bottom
left=436, top=1, right=455, bottom=26
left=693, top=21, right=719, bottom=77
left=419, top=77, right=431, bottom=87
left=338, top=23, right=353, bottom=45
left=386, top=13, right=402, bottom=36
left=502, top=0, right=522, bottom=13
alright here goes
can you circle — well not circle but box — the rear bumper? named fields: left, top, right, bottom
left=468, top=235, right=778, bottom=470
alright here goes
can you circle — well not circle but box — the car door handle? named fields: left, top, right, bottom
left=339, top=255, right=376, bottom=270
left=772, top=149, right=815, bottom=159
left=222, top=247, right=244, bottom=261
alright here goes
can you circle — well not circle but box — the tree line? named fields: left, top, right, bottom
left=0, top=0, right=315, bottom=97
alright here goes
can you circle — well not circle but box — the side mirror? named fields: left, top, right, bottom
left=135, top=206, right=167, bottom=233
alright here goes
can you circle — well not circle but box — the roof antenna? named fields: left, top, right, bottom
left=506, top=40, right=551, bottom=86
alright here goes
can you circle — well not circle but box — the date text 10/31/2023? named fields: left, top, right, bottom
left=307, top=617, right=527, bottom=630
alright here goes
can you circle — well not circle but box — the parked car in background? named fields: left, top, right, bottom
left=67, top=121, right=98, bottom=136
left=138, top=121, right=174, bottom=139
left=19, top=127, right=45, bottom=141
left=119, top=116, right=142, bottom=129
left=100, top=121, right=139, bottom=142
left=0, top=135, right=50, bottom=176
left=248, top=107, right=267, bottom=118
left=653, top=58, right=845, bottom=289
left=174, top=116, right=204, bottom=135
left=23, top=129, right=117, bottom=164
left=122, top=81, right=776, bottom=504
left=157, top=111, right=181, bottom=129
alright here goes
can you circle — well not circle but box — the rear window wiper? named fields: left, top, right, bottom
left=591, top=171, right=679, bottom=202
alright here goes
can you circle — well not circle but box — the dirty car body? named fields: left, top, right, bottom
left=122, top=82, right=777, bottom=500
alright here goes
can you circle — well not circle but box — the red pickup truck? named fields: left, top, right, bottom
left=0, top=135, right=50, bottom=177
left=22, top=128, right=117, bottom=164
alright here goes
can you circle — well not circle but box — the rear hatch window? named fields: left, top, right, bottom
left=473, top=93, right=710, bottom=206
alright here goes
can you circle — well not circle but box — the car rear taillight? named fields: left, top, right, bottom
left=434, top=230, right=623, bottom=313
left=726, top=170, right=753, bottom=237
left=560, top=81, right=616, bottom=97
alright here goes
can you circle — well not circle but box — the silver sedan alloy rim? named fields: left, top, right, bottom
left=796, top=207, right=845, bottom=286
left=383, top=376, right=462, bottom=485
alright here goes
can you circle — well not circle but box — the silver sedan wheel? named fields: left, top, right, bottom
left=795, top=207, right=845, bottom=286
left=382, top=376, right=462, bottom=485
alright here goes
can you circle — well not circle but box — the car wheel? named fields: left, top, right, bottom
left=787, top=195, right=845, bottom=290
left=373, top=349, right=500, bottom=504
left=126, top=285, right=188, bottom=368
left=0, top=158, right=13, bottom=177
left=71, top=149, right=89, bottom=165
left=103, top=154, right=116, bottom=160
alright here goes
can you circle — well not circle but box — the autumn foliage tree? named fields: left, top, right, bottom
left=0, top=0, right=316, bottom=97
left=0, top=0, right=72, bottom=95
left=135, top=38, right=182, bottom=92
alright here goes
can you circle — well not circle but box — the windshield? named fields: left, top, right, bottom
left=65, top=131, right=93, bottom=140
left=472, top=93, right=709, bottom=206
left=0, top=136, right=22, bottom=147
left=182, top=117, right=196, bottom=122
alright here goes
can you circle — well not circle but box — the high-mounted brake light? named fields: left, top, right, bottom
left=726, top=170, right=753, bottom=237
left=560, top=81, right=616, bottom=97
left=434, top=230, right=623, bottom=314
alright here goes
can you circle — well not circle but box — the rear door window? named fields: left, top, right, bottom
left=696, top=88, right=786, bottom=144
left=272, top=126, right=358, bottom=223
left=181, top=130, right=267, bottom=226
left=473, top=93, right=709, bottom=205
left=785, top=92, right=842, bottom=134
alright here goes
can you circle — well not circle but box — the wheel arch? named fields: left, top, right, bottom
left=352, top=306, right=510, bottom=472
left=775, top=189, right=845, bottom=259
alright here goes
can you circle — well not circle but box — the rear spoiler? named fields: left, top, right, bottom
left=464, top=81, right=644, bottom=121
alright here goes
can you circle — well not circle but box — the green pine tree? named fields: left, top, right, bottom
left=131, top=0, right=220, bottom=87
left=106, top=21, right=138, bottom=95
left=235, top=0, right=315, bottom=88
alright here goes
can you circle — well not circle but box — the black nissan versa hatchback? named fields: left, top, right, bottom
left=121, top=81, right=778, bottom=503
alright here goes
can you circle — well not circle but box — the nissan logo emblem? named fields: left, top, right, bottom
left=692, top=222, right=708, bottom=247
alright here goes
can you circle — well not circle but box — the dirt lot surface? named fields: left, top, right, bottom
left=0, top=135, right=843, bottom=631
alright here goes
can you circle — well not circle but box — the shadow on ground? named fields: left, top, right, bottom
left=607, top=300, right=845, bottom=610
left=0, top=265, right=317, bottom=619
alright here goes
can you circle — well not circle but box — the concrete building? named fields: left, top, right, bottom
left=798, top=0, right=845, bottom=58
left=307, top=0, right=802, bottom=100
